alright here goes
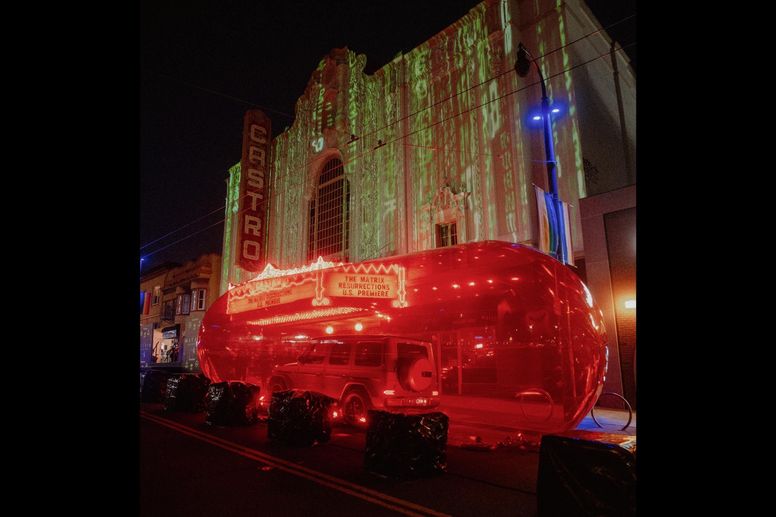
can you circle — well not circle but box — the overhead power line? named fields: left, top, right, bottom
left=141, top=41, right=635, bottom=259
left=146, top=69, right=295, bottom=119
left=141, top=205, right=225, bottom=250
left=142, top=219, right=226, bottom=259
left=141, top=17, right=635, bottom=258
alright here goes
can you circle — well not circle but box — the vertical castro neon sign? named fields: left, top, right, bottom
left=238, top=109, right=272, bottom=272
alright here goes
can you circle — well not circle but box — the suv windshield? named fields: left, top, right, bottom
left=329, top=341, right=350, bottom=365
left=355, top=341, right=383, bottom=366
left=398, top=343, right=428, bottom=359
left=300, top=341, right=328, bottom=364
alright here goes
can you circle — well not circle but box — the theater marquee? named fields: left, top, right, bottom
left=227, top=260, right=408, bottom=315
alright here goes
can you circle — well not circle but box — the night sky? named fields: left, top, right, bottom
left=140, top=0, right=635, bottom=271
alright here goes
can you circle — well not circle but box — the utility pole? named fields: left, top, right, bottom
left=515, top=42, right=569, bottom=264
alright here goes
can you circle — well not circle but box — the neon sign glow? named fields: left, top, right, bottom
left=226, top=257, right=407, bottom=314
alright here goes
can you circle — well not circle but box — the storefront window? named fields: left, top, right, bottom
left=154, top=325, right=180, bottom=363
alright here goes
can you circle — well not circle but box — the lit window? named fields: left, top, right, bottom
left=190, top=289, right=207, bottom=311
left=162, top=300, right=175, bottom=321
left=176, top=295, right=183, bottom=315
left=308, top=158, right=349, bottom=261
left=152, top=286, right=161, bottom=305
left=436, top=222, right=457, bottom=248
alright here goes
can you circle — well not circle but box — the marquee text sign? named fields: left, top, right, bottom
left=228, top=277, right=315, bottom=314
left=226, top=261, right=408, bottom=316
left=325, top=272, right=397, bottom=299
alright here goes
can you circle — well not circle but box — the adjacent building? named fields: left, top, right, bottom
left=140, top=262, right=178, bottom=367
left=579, top=185, right=636, bottom=408
left=140, top=253, right=222, bottom=370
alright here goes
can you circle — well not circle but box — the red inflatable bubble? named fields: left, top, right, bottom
left=197, top=240, right=607, bottom=434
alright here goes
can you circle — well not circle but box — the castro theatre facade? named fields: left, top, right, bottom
left=218, top=0, right=635, bottom=403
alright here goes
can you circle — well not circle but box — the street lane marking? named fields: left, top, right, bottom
left=141, top=411, right=451, bottom=517
left=141, top=412, right=445, bottom=517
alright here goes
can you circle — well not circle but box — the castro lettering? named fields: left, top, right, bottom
left=238, top=111, right=271, bottom=271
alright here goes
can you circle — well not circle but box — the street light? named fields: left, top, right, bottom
left=515, top=42, right=569, bottom=265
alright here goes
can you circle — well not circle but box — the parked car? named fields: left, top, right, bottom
left=269, top=335, right=439, bottom=425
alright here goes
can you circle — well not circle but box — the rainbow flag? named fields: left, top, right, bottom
left=535, top=186, right=550, bottom=254
left=561, top=201, right=574, bottom=266
left=535, top=185, right=559, bottom=258
left=535, top=186, right=574, bottom=265
left=140, top=291, right=151, bottom=315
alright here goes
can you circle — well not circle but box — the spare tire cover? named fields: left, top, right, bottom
left=400, top=358, right=434, bottom=392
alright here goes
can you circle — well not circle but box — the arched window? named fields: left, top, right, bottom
left=308, top=157, right=349, bottom=261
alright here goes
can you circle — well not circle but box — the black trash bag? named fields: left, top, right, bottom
left=267, top=390, right=336, bottom=447
left=537, top=434, right=637, bottom=517
left=204, top=381, right=261, bottom=426
left=140, top=370, right=170, bottom=403
left=228, top=381, right=262, bottom=424
left=163, top=374, right=211, bottom=412
left=204, top=382, right=230, bottom=423
left=364, top=410, right=448, bottom=478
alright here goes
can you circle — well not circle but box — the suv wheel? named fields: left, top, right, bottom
left=342, top=389, right=371, bottom=427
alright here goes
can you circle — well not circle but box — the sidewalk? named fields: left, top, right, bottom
left=438, top=394, right=635, bottom=449
left=576, top=407, right=636, bottom=434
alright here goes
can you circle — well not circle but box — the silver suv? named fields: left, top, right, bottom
left=269, top=336, right=440, bottom=425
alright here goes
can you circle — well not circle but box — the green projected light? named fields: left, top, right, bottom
left=223, top=0, right=588, bottom=280
left=221, top=162, right=241, bottom=294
